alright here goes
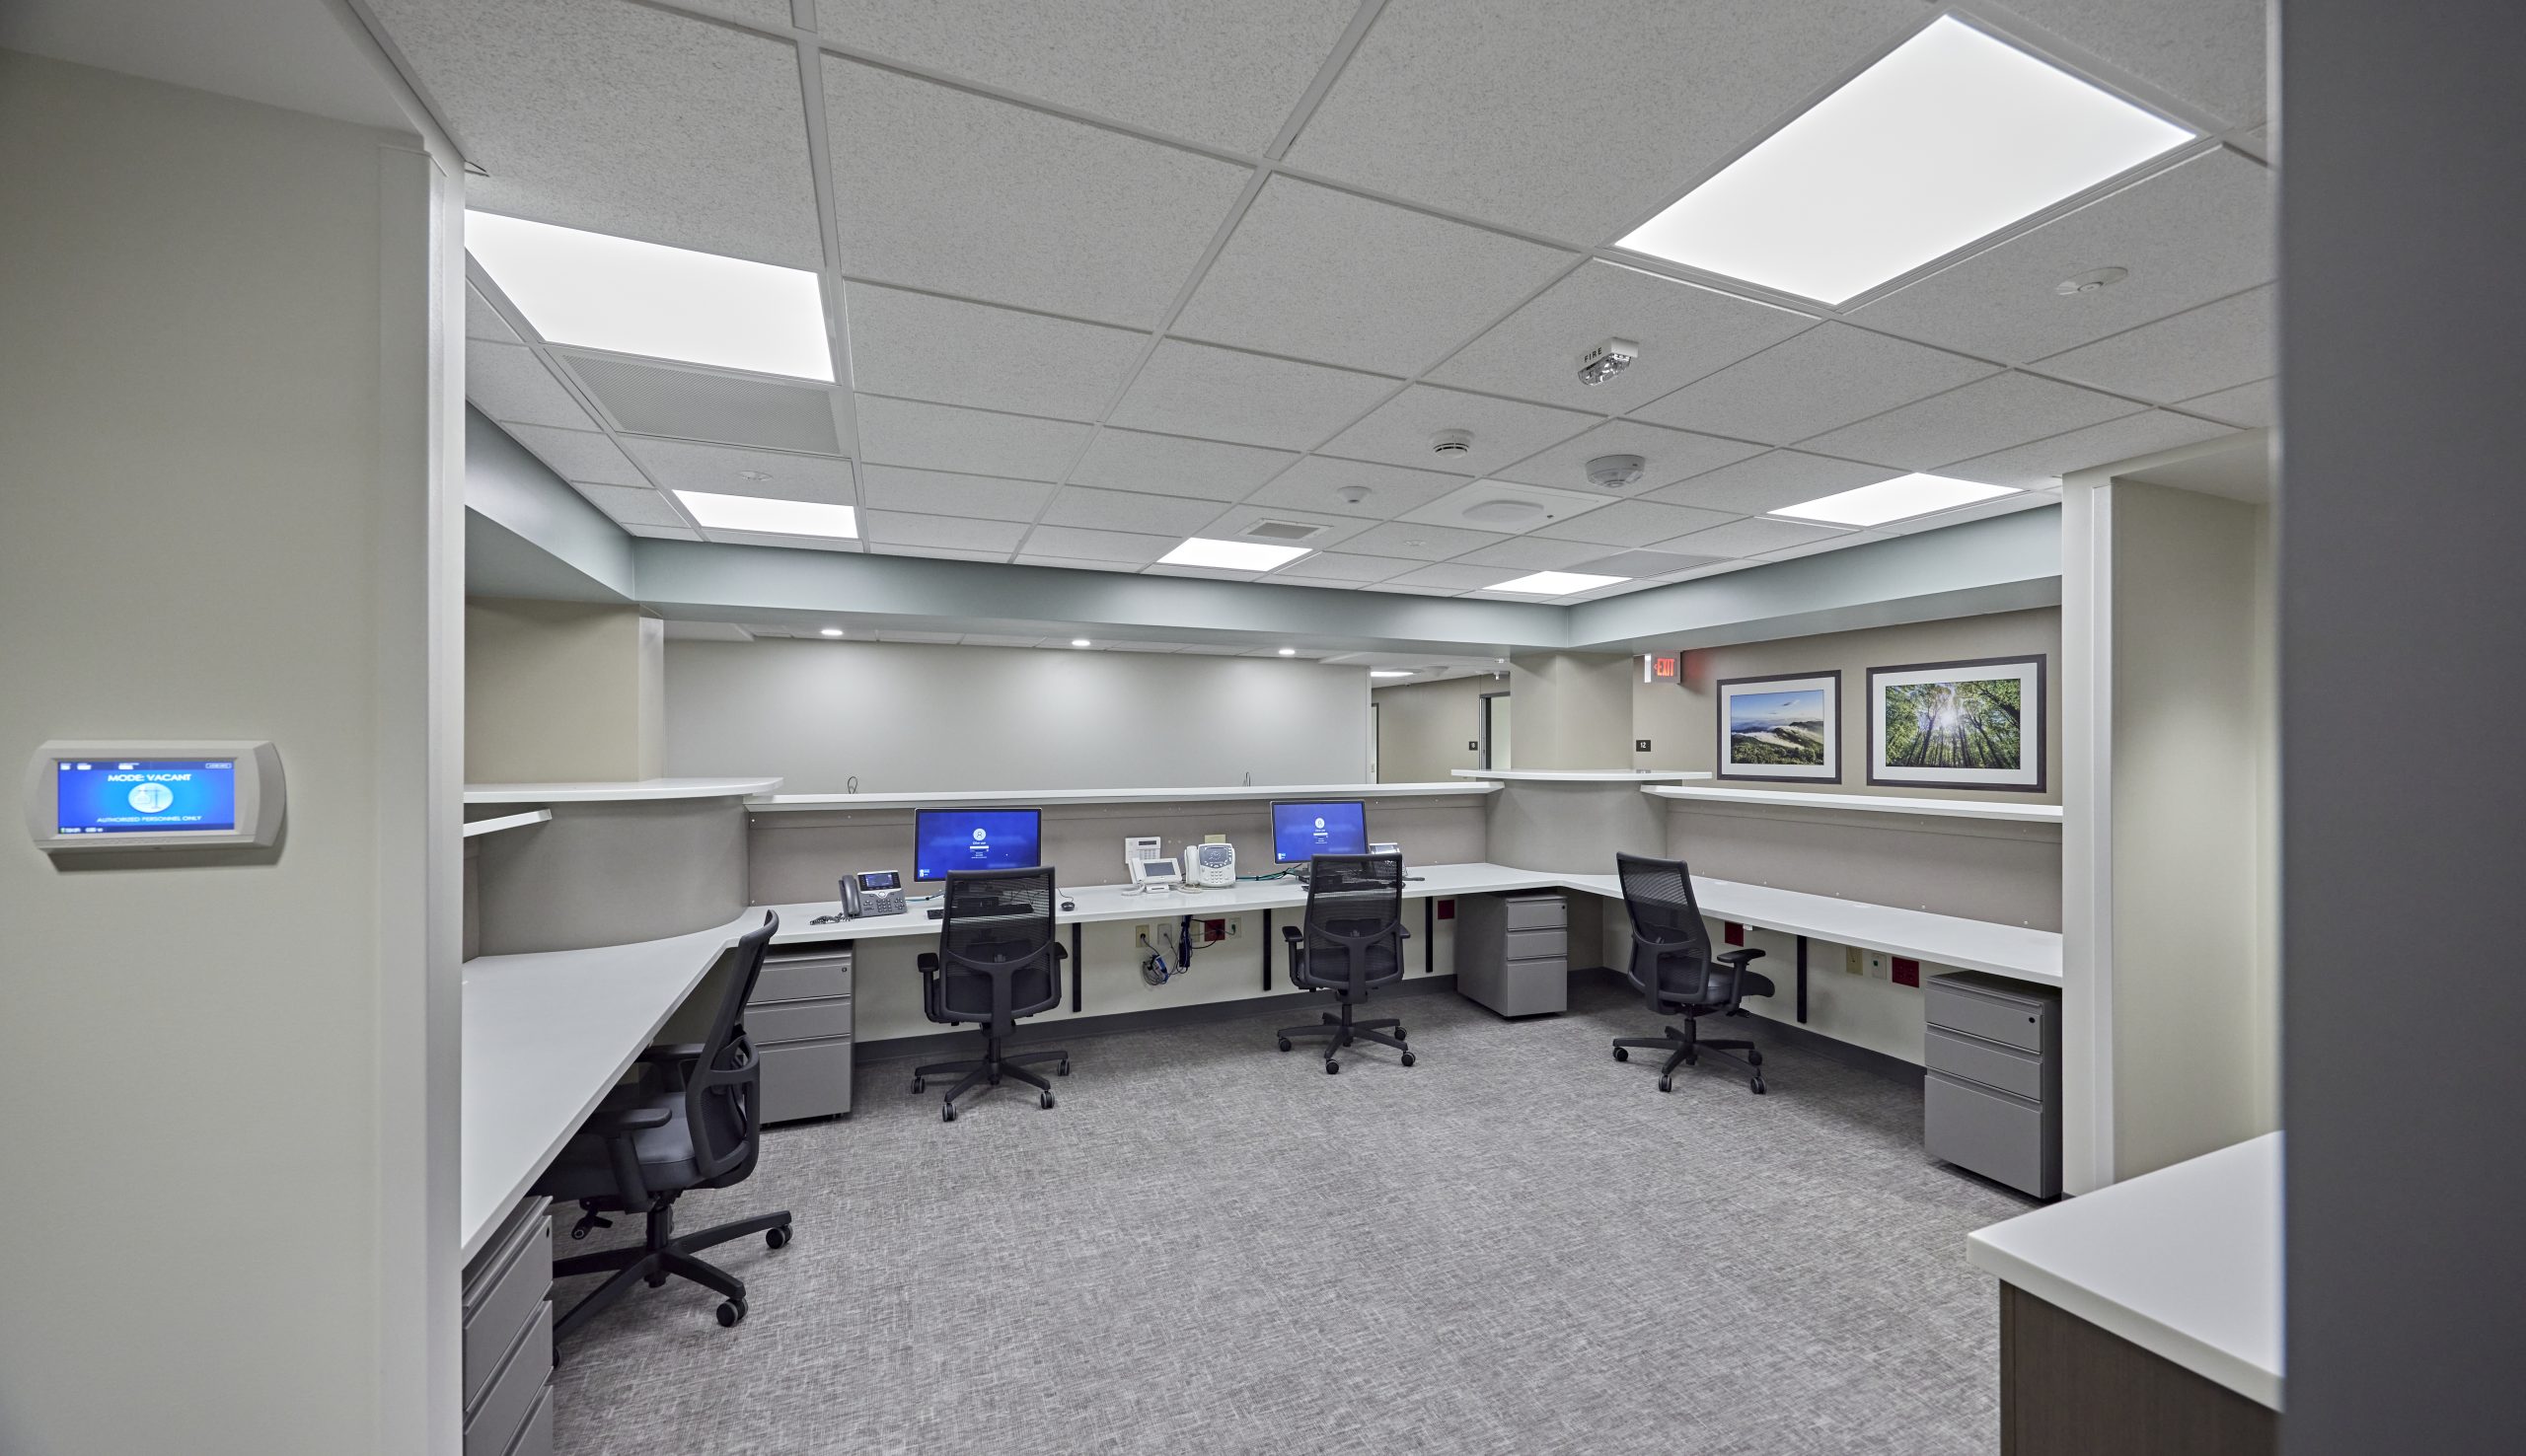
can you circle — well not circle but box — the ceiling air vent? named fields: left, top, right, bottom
left=1242, top=519, right=1326, bottom=542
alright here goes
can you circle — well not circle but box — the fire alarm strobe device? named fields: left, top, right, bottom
left=27, top=740, right=286, bottom=852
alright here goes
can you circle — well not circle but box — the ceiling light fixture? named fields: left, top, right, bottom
left=1770, top=473, right=2017, bottom=526
left=1071, top=638, right=1091, bottom=647
left=1277, top=647, right=1298, bottom=656
left=1614, top=17, right=2193, bottom=304
left=1370, top=670, right=1414, bottom=679
left=674, top=490, right=858, bottom=539
left=819, top=626, right=845, bottom=637
left=465, top=211, right=835, bottom=381
left=1158, top=538, right=1314, bottom=571
left=1484, top=570, right=1629, bottom=596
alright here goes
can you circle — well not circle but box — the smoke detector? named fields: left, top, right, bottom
left=1335, top=485, right=1372, bottom=506
left=1430, top=428, right=1473, bottom=457
left=1462, top=498, right=1547, bottom=527
left=1578, top=337, right=1639, bottom=386
left=2055, top=266, right=2128, bottom=296
left=1586, top=454, right=1646, bottom=490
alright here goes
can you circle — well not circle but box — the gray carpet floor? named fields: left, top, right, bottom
left=550, top=975, right=2032, bottom=1455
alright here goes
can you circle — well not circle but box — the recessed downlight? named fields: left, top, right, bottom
left=1770, top=473, right=2017, bottom=527
left=1071, top=638, right=1091, bottom=648
left=1276, top=647, right=1298, bottom=656
left=819, top=626, right=845, bottom=638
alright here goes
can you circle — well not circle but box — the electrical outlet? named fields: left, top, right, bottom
left=1204, top=918, right=1226, bottom=941
left=1134, top=923, right=1151, bottom=946
left=1862, top=951, right=1891, bottom=980
left=1226, top=919, right=1238, bottom=937
left=1892, top=956, right=1920, bottom=987
left=1467, top=740, right=1481, bottom=751
left=1723, top=920, right=1745, bottom=947
left=1844, top=946, right=1863, bottom=976
left=1636, top=739, right=1652, bottom=751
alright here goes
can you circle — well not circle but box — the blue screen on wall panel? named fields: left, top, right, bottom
left=1271, top=800, right=1367, bottom=864
left=55, top=759, right=237, bottom=835
left=913, top=808, right=1041, bottom=881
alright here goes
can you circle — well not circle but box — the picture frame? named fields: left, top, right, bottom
left=1867, top=655, right=2047, bottom=793
left=1715, top=671, right=1841, bottom=783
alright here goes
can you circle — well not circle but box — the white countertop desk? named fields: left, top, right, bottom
left=1969, top=1132, right=2282, bottom=1409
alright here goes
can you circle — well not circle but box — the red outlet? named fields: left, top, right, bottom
left=1892, top=956, right=1921, bottom=987
left=1723, top=921, right=1745, bottom=946
left=1438, top=899, right=1455, bottom=920
left=1204, top=918, right=1226, bottom=940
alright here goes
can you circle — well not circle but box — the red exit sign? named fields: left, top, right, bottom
left=1642, top=653, right=1678, bottom=682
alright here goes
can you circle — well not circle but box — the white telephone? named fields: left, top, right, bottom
left=1181, top=840, right=1235, bottom=888
left=1124, top=836, right=1182, bottom=893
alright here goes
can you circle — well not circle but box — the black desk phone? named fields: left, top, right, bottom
left=842, top=870, right=907, bottom=917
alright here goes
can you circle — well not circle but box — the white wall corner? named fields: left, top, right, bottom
left=2058, top=477, right=2116, bottom=1194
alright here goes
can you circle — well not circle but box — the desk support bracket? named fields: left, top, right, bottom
left=1425, top=899, right=1436, bottom=974
left=1260, top=908, right=1272, bottom=992
left=1796, top=935, right=1809, bottom=1024
left=1071, top=924, right=1082, bottom=1013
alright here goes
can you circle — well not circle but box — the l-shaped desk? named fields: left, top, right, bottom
left=461, top=859, right=2060, bottom=1260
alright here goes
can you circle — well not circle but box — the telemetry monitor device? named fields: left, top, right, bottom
left=1181, top=840, right=1235, bottom=887
left=1271, top=799, right=1368, bottom=864
left=913, top=807, right=1041, bottom=882
left=27, top=741, right=285, bottom=853
left=841, top=870, right=906, bottom=917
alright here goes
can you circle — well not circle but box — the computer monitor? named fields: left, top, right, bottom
left=1271, top=799, right=1368, bottom=865
left=913, top=807, right=1042, bottom=882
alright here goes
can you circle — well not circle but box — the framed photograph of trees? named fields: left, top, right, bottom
left=1715, top=671, right=1840, bottom=783
left=1867, top=655, right=2046, bottom=792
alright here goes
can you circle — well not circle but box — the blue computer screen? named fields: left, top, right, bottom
left=913, top=808, right=1042, bottom=881
left=55, top=758, right=237, bottom=835
left=1271, top=800, right=1367, bottom=864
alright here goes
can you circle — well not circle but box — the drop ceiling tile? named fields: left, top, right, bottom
left=1994, top=0, right=2269, bottom=128
left=857, top=465, right=1054, bottom=521
left=507, top=424, right=647, bottom=485
left=1759, top=531, right=1891, bottom=561
left=562, top=355, right=851, bottom=455
left=1382, top=562, right=1512, bottom=590
left=846, top=285, right=1148, bottom=420
left=1532, top=498, right=1740, bottom=546
left=1143, top=564, right=1268, bottom=583
left=1068, top=428, right=1297, bottom=500
left=1196, top=505, right=1374, bottom=550
left=1938, top=409, right=2237, bottom=489
left=1630, top=324, right=1999, bottom=445
left=1655, top=516, right=1854, bottom=556
left=959, top=634, right=1050, bottom=647
left=1569, top=547, right=1729, bottom=577
left=1238, top=457, right=1466, bottom=520
left=1273, top=552, right=1423, bottom=583
left=1336, top=521, right=1509, bottom=560
left=814, top=0, right=1357, bottom=154
left=1039, top=486, right=1225, bottom=535
left=469, top=342, right=598, bottom=429
left=1877, top=490, right=2058, bottom=536
left=1447, top=538, right=1611, bottom=570
left=1650, top=450, right=1901, bottom=515
left=1361, top=582, right=1470, bottom=597
left=1849, top=149, right=2274, bottom=363
left=1317, top=385, right=1597, bottom=476
left=854, top=396, right=1091, bottom=479
left=1284, top=0, right=1925, bottom=242
left=466, top=284, right=522, bottom=343
left=1431, top=260, right=1817, bottom=412
left=2178, top=378, right=2273, bottom=429
left=866, top=544, right=1009, bottom=562
left=873, top=629, right=967, bottom=643
left=1012, top=554, right=1131, bottom=572
left=623, top=523, right=703, bottom=541
left=1105, top=340, right=1396, bottom=450
left=861, top=510, right=1032, bottom=552
left=821, top=60, right=1250, bottom=327
left=1018, top=525, right=1177, bottom=563
left=1171, top=177, right=1577, bottom=375
left=2033, top=286, right=2272, bottom=403
left=1798, top=373, right=2143, bottom=472
left=1495, top=418, right=1763, bottom=493
left=621, top=437, right=856, bottom=503
left=571, top=483, right=687, bottom=527
left=704, top=529, right=862, bottom=553
left=372, top=0, right=822, bottom=265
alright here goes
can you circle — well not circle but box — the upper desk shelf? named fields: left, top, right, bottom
left=747, top=780, right=1499, bottom=813
left=1645, top=784, right=2065, bottom=825
left=462, top=777, right=784, bottom=805
left=1450, top=769, right=1713, bottom=783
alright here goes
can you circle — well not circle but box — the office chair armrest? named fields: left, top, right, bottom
left=1715, top=947, right=1764, bottom=965
left=583, top=1105, right=671, bottom=1134
left=917, top=951, right=940, bottom=974
left=1280, top=924, right=1302, bottom=943
left=1399, top=926, right=1410, bottom=939
left=1052, top=942, right=1069, bottom=961
left=635, top=1041, right=708, bottom=1093
left=637, top=1042, right=707, bottom=1064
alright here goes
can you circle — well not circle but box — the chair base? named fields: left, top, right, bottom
left=910, top=1033, right=1069, bottom=1120
left=1277, top=1003, right=1416, bottom=1072
left=1612, top=1021, right=1766, bottom=1094
left=552, top=1197, right=792, bottom=1344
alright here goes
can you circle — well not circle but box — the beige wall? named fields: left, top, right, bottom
left=1374, top=675, right=1496, bottom=781
left=1507, top=651, right=1635, bottom=768
left=1637, top=607, right=2064, bottom=803
left=0, top=52, right=441, bottom=1455
left=466, top=597, right=662, bottom=783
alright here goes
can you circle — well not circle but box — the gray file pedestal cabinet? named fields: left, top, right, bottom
left=1924, top=972, right=2061, bottom=1199
left=751, top=944, right=854, bottom=1122
left=462, top=1196, right=555, bottom=1456
left=1455, top=892, right=1570, bottom=1017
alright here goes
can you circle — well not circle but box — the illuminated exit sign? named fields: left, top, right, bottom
left=1641, top=653, right=1679, bottom=683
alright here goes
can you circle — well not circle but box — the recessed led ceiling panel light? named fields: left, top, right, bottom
left=1616, top=17, right=2194, bottom=304
left=1484, top=571, right=1628, bottom=596
left=466, top=212, right=835, bottom=381
left=1157, top=538, right=1314, bottom=571
left=819, top=626, right=845, bottom=637
left=675, top=490, right=858, bottom=538
left=1770, top=473, right=2017, bottom=526
left=1370, top=670, right=1415, bottom=679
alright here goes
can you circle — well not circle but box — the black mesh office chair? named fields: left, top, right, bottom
left=1612, top=853, right=1774, bottom=1094
left=1276, top=853, right=1414, bottom=1074
left=911, top=865, right=1071, bottom=1122
left=535, top=911, right=793, bottom=1338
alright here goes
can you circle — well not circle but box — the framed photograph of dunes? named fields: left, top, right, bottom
left=1868, top=656, right=2047, bottom=792
left=1715, top=671, right=1840, bottom=783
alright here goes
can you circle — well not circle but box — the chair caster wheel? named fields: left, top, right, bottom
left=716, top=1298, right=747, bottom=1328
left=1400, top=1052, right=1416, bottom=1067
left=1394, top=1027, right=1406, bottom=1042
left=941, top=1103, right=957, bottom=1123
left=1278, top=1037, right=1293, bottom=1053
left=1057, top=1059, right=1071, bottom=1076
left=766, top=1226, right=791, bottom=1251
left=910, top=1077, right=926, bottom=1094
left=1324, top=1059, right=1340, bottom=1074
left=1658, top=1076, right=1673, bottom=1093
left=1039, top=1092, right=1056, bottom=1109
left=1612, top=1047, right=1629, bottom=1061
left=1751, top=1078, right=1767, bottom=1095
